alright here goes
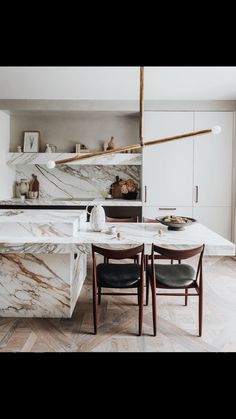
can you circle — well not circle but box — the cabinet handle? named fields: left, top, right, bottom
left=195, top=186, right=199, bottom=203
left=159, top=208, right=177, bottom=211
left=144, top=186, right=147, bottom=203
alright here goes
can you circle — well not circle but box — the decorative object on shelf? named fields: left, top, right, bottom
left=119, top=178, right=139, bottom=200
left=23, top=131, right=40, bottom=153
left=45, top=144, right=52, bottom=152
left=45, top=144, right=57, bottom=153
left=122, top=191, right=138, bottom=200
left=86, top=204, right=106, bottom=232
left=110, top=176, right=123, bottom=199
left=103, top=140, right=109, bottom=151
left=107, top=136, right=115, bottom=150
left=28, top=174, right=40, bottom=198
left=16, top=179, right=30, bottom=198
left=80, top=144, right=90, bottom=153
left=31, top=174, right=39, bottom=198
left=17, top=145, right=22, bottom=153
left=75, top=144, right=81, bottom=153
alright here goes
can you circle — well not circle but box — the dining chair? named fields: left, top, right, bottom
left=143, top=218, right=175, bottom=302
left=146, top=244, right=205, bottom=336
left=92, top=244, right=145, bottom=335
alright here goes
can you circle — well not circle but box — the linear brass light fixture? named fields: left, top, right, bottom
left=46, top=67, right=221, bottom=169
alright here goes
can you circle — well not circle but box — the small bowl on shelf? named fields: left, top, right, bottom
left=156, top=216, right=196, bottom=231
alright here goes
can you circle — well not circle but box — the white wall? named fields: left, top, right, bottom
left=10, top=112, right=139, bottom=152
left=0, top=111, right=15, bottom=199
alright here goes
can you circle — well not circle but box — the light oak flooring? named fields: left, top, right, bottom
left=0, top=256, right=236, bottom=352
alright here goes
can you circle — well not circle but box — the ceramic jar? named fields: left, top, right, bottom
left=16, top=179, right=30, bottom=197
left=86, top=204, right=106, bottom=232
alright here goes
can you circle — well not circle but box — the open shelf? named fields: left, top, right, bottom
left=7, top=152, right=142, bottom=166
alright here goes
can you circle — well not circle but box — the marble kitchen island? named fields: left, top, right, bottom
left=0, top=209, right=87, bottom=318
left=0, top=210, right=235, bottom=318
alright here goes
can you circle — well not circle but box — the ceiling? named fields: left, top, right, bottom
left=0, top=67, right=236, bottom=100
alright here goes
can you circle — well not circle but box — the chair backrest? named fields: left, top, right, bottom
left=92, top=244, right=144, bottom=261
left=152, top=244, right=205, bottom=261
left=152, top=244, right=205, bottom=281
left=106, top=216, right=138, bottom=223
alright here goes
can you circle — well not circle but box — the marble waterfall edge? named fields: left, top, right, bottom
left=0, top=253, right=86, bottom=318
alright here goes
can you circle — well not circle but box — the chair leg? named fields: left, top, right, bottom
left=138, top=285, right=144, bottom=336
left=199, top=289, right=203, bottom=337
left=93, top=282, right=98, bottom=334
left=98, top=287, right=102, bottom=305
left=185, top=288, right=188, bottom=306
left=151, top=278, right=157, bottom=336
left=144, top=255, right=147, bottom=271
left=137, top=287, right=141, bottom=306
left=146, top=276, right=149, bottom=306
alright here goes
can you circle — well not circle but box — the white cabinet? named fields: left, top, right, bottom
left=193, top=112, right=233, bottom=239
left=143, top=112, right=194, bottom=207
left=143, top=206, right=193, bottom=221
left=142, top=111, right=233, bottom=240
left=194, top=112, right=233, bottom=207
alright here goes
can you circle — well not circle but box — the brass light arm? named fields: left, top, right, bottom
left=54, top=144, right=142, bottom=166
left=144, top=129, right=213, bottom=147
left=49, top=127, right=220, bottom=167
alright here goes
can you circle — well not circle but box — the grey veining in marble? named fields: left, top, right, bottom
left=8, top=152, right=142, bottom=166
left=0, top=253, right=71, bottom=317
left=15, top=164, right=141, bottom=200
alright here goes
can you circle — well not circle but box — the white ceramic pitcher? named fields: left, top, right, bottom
left=86, top=204, right=106, bottom=232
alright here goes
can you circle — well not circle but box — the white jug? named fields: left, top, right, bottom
left=86, top=204, right=106, bottom=232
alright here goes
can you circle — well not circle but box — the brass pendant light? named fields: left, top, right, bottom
left=46, top=67, right=221, bottom=169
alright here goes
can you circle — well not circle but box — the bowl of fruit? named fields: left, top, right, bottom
left=156, top=215, right=196, bottom=230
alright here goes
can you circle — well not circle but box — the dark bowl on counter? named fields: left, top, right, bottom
left=156, top=216, right=196, bottom=231
left=122, top=192, right=138, bottom=200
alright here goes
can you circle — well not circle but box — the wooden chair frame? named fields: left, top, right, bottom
left=148, top=244, right=205, bottom=337
left=92, top=244, right=145, bottom=336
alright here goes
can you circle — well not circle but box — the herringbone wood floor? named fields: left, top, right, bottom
left=0, top=256, right=236, bottom=352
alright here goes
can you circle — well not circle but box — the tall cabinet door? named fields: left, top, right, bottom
left=143, top=112, right=194, bottom=207
left=193, top=112, right=233, bottom=239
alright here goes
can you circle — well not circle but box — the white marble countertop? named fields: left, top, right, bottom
left=0, top=213, right=234, bottom=256
left=0, top=198, right=142, bottom=207
left=0, top=209, right=86, bottom=238
left=0, top=209, right=85, bottom=223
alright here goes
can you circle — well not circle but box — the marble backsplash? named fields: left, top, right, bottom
left=15, top=165, right=141, bottom=200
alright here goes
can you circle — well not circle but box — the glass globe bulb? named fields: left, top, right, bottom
left=46, top=160, right=56, bottom=169
left=212, top=125, right=222, bottom=135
